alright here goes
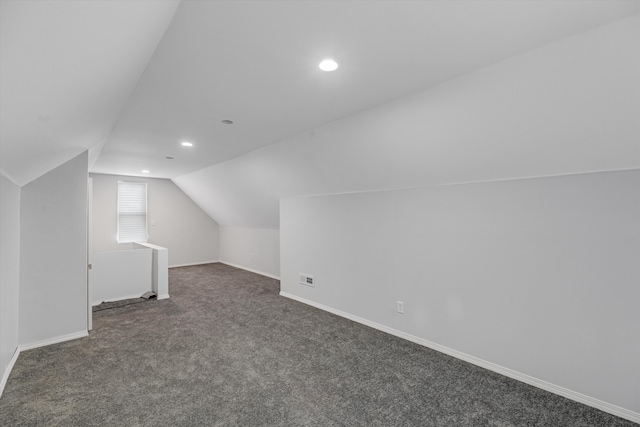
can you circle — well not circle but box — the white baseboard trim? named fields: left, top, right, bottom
left=0, top=346, right=20, bottom=398
left=219, top=261, right=280, bottom=280
left=157, top=294, right=170, bottom=300
left=279, top=292, right=640, bottom=424
left=19, top=330, right=89, bottom=352
left=169, top=260, right=220, bottom=268
left=2, top=331, right=89, bottom=398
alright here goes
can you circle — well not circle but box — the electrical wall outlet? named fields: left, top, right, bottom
left=397, top=301, right=404, bottom=314
left=299, top=273, right=315, bottom=287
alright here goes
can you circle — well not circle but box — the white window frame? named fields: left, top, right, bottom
left=117, top=181, right=148, bottom=244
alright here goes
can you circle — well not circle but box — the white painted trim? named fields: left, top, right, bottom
left=279, top=292, right=640, bottom=424
left=157, top=294, right=170, bottom=300
left=169, top=260, right=220, bottom=268
left=19, top=331, right=88, bottom=352
left=132, top=242, right=167, bottom=251
left=283, top=168, right=640, bottom=201
left=2, top=331, right=89, bottom=397
left=0, top=347, right=20, bottom=398
left=219, top=261, right=280, bottom=280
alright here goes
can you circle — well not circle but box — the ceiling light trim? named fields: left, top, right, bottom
left=319, top=59, right=338, bottom=72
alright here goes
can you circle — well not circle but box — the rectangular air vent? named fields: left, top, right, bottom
left=299, top=273, right=315, bottom=287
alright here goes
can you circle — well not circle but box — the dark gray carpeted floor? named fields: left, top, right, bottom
left=92, top=297, right=152, bottom=312
left=0, top=263, right=634, bottom=426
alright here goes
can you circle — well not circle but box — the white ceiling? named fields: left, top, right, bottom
left=173, top=12, right=640, bottom=228
left=0, top=0, right=180, bottom=186
left=1, top=1, right=639, bottom=186
left=90, top=0, right=639, bottom=179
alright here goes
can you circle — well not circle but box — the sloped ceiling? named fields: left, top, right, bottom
left=172, top=13, right=640, bottom=228
left=2, top=1, right=639, bottom=229
left=91, top=0, right=639, bottom=179
left=0, top=0, right=180, bottom=186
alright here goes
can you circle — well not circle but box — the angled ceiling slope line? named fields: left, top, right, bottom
left=0, top=0, right=180, bottom=186
left=172, top=13, right=640, bottom=229
left=92, top=0, right=639, bottom=179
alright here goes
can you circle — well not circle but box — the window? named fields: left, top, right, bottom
left=117, top=181, right=148, bottom=243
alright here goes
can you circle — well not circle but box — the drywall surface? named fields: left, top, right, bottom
left=19, top=152, right=88, bottom=346
left=0, top=176, right=20, bottom=392
left=133, top=242, right=169, bottom=300
left=90, top=174, right=219, bottom=267
left=1, top=0, right=180, bottom=186
left=174, top=15, right=640, bottom=229
left=220, top=226, right=280, bottom=279
left=281, top=170, right=640, bottom=415
left=91, top=249, right=152, bottom=305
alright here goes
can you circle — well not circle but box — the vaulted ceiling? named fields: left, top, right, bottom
left=90, top=0, right=639, bottom=180
left=1, top=1, right=639, bottom=226
left=0, top=0, right=180, bottom=185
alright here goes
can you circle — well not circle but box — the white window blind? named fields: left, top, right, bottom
left=117, top=181, right=148, bottom=243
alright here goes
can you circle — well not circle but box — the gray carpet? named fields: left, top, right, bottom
left=92, top=297, right=152, bottom=312
left=0, top=263, right=634, bottom=426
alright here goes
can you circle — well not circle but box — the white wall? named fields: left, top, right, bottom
left=19, top=152, right=88, bottom=346
left=281, top=169, right=640, bottom=419
left=220, top=226, right=279, bottom=279
left=90, top=173, right=219, bottom=267
left=0, top=175, right=20, bottom=393
left=133, top=243, right=169, bottom=300
left=175, top=15, right=639, bottom=292
left=91, top=249, right=152, bottom=305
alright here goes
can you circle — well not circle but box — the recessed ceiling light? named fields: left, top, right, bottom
left=319, top=59, right=338, bottom=71
left=181, top=141, right=193, bottom=147
left=142, top=170, right=150, bottom=174
left=221, top=120, right=234, bottom=125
